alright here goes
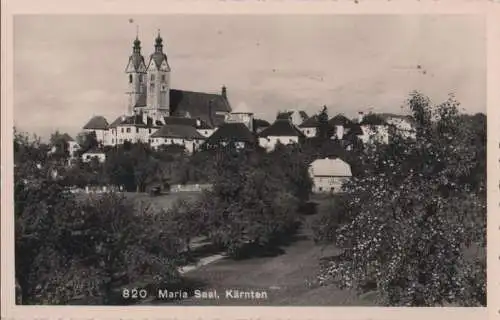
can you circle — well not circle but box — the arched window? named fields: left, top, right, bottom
left=129, top=74, right=133, bottom=83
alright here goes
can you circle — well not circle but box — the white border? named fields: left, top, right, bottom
left=1, top=1, right=495, bottom=319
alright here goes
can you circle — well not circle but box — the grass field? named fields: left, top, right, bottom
left=145, top=195, right=378, bottom=306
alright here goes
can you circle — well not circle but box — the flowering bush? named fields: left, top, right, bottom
left=317, top=92, right=486, bottom=306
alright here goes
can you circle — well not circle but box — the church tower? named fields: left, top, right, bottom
left=125, top=36, right=147, bottom=115
left=146, top=30, right=171, bottom=120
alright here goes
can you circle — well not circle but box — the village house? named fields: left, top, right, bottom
left=357, top=111, right=390, bottom=144
left=203, top=121, right=256, bottom=150
left=328, top=114, right=354, bottom=140
left=309, top=157, right=352, bottom=193
left=149, top=123, right=205, bottom=154
left=258, top=118, right=305, bottom=152
left=298, top=115, right=320, bottom=138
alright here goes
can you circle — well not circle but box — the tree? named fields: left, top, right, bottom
left=317, top=92, right=486, bottom=306
left=316, top=105, right=331, bottom=140
left=76, top=131, right=99, bottom=155
left=15, top=133, right=183, bottom=304
left=199, top=146, right=303, bottom=257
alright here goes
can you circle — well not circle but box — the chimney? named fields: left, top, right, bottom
left=121, top=115, right=126, bottom=121
left=196, top=119, right=201, bottom=127
left=221, top=85, right=227, bottom=99
left=142, top=112, right=147, bottom=125
left=358, top=111, right=364, bottom=124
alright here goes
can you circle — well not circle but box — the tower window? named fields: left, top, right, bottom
left=139, top=75, right=143, bottom=83
left=161, top=74, right=166, bottom=82
left=129, top=74, right=133, bottom=83
left=126, top=128, right=131, bottom=133
left=151, top=83, right=155, bottom=90
left=136, top=127, right=139, bottom=133
left=151, top=74, right=155, bottom=81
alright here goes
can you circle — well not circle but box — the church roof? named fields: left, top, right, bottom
left=258, top=119, right=305, bottom=138
left=203, top=122, right=256, bottom=146
left=132, top=89, right=231, bottom=128
left=163, top=116, right=213, bottom=129
left=150, top=124, right=205, bottom=140
left=169, top=89, right=231, bottom=127
left=83, top=116, right=109, bottom=130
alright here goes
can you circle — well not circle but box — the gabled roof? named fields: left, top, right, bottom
left=299, top=115, right=320, bottom=128
left=258, top=119, right=305, bottom=138
left=150, top=124, right=205, bottom=140
left=310, top=158, right=352, bottom=177
left=83, top=116, right=109, bottom=130
left=203, top=123, right=256, bottom=145
left=329, top=114, right=354, bottom=126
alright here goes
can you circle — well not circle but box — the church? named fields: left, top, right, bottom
left=82, top=31, right=242, bottom=153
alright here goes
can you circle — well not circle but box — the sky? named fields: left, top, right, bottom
left=14, top=14, right=485, bottom=139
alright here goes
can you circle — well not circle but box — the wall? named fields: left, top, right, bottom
left=82, top=152, right=106, bottom=163
left=312, top=176, right=350, bottom=193
left=169, top=184, right=213, bottom=193
left=258, top=135, right=299, bottom=152
left=150, top=137, right=203, bottom=154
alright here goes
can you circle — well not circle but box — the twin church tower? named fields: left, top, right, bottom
left=125, top=31, right=171, bottom=120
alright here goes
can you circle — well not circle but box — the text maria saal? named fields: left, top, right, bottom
left=157, top=289, right=269, bottom=300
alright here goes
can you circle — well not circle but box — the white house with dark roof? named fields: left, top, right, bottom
left=298, top=115, right=320, bottom=138
left=149, top=123, right=205, bottom=154
left=82, top=31, right=231, bottom=148
left=309, top=157, right=352, bottom=193
left=203, top=122, right=256, bottom=150
left=83, top=116, right=109, bottom=145
left=328, top=114, right=354, bottom=140
left=258, top=119, right=305, bottom=152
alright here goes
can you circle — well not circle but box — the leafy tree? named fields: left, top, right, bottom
left=316, top=92, right=486, bottom=306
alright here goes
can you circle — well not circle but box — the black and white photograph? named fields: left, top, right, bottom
left=9, top=13, right=486, bottom=308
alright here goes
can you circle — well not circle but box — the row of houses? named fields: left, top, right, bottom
left=80, top=107, right=416, bottom=156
